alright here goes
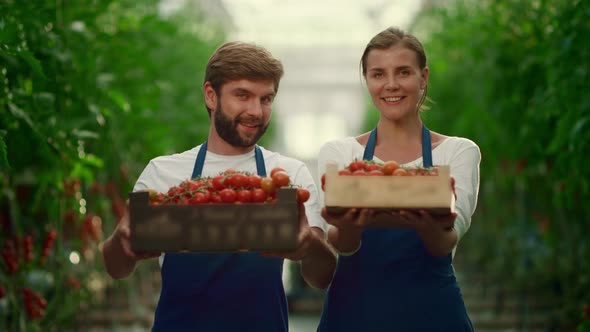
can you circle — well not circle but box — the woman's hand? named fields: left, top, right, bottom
left=386, top=209, right=458, bottom=257
left=322, top=208, right=373, bottom=255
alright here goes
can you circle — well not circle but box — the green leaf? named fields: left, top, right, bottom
left=72, top=129, right=99, bottom=139
left=7, top=102, right=38, bottom=133
left=81, top=153, right=104, bottom=168
left=108, top=90, right=130, bottom=112
left=18, top=50, right=48, bottom=80
left=0, top=130, right=9, bottom=171
left=570, top=117, right=589, bottom=142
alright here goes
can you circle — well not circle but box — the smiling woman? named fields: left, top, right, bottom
left=316, top=26, right=481, bottom=332
left=364, top=45, right=429, bottom=124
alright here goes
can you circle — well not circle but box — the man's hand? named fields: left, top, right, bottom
left=262, top=203, right=337, bottom=289
left=113, top=208, right=161, bottom=261
left=262, top=204, right=318, bottom=261
left=101, top=201, right=160, bottom=279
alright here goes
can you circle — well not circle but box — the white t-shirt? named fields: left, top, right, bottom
left=133, top=144, right=327, bottom=263
left=317, top=136, right=481, bottom=241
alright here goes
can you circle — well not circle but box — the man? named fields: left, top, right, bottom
left=101, top=41, right=336, bottom=331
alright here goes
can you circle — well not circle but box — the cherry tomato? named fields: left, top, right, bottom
left=271, top=171, right=290, bottom=187
left=338, top=169, right=352, bottom=176
left=393, top=168, right=408, bottom=176
left=189, top=192, right=208, bottom=204
left=210, top=192, right=223, bottom=203
left=270, top=167, right=286, bottom=178
left=236, top=189, right=252, bottom=203
left=365, top=163, right=381, bottom=171
left=248, top=175, right=262, bottom=189
left=352, top=169, right=367, bottom=176
left=227, top=173, right=249, bottom=188
left=260, top=177, right=276, bottom=194
left=382, top=160, right=399, bottom=175
left=348, top=160, right=366, bottom=172
left=251, top=188, right=268, bottom=203
left=211, top=175, right=226, bottom=191
left=296, top=188, right=310, bottom=204
left=368, top=169, right=384, bottom=176
left=219, top=188, right=237, bottom=203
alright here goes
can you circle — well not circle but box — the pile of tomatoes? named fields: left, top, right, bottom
left=321, top=160, right=439, bottom=191
left=148, top=167, right=311, bottom=205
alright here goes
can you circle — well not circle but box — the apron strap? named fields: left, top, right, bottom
left=254, top=145, right=267, bottom=177
left=421, top=124, right=432, bottom=168
left=191, top=141, right=208, bottom=179
left=363, top=128, right=377, bottom=161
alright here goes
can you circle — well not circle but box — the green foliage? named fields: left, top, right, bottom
left=0, top=0, right=223, bottom=330
left=378, top=0, right=589, bottom=328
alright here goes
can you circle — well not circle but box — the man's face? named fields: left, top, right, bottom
left=210, top=79, right=276, bottom=148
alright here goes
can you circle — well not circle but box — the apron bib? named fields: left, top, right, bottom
left=152, top=142, right=289, bottom=332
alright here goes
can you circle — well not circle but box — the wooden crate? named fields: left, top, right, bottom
left=324, top=163, right=455, bottom=226
left=129, top=188, right=299, bottom=252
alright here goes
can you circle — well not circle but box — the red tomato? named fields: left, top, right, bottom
left=210, top=192, right=223, bottom=203
left=211, top=175, right=226, bottom=191
left=382, top=161, right=399, bottom=175
left=271, top=171, right=290, bottom=187
left=189, top=192, right=208, bottom=204
left=348, top=160, right=366, bottom=172
left=296, top=188, right=310, bottom=204
left=368, top=169, right=384, bottom=176
left=219, top=189, right=237, bottom=203
left=365, top=163, right=381, bottom=171
left=251, top=188, right=268, bottom=203
left=248, top=175, right=262, bottom=189
left=236, top=189, right=252, bottom=203
left=186, top=180, right=202, bottom=191
left=260, top=177, right=276, bottom=194
left=352, top=169, right=367, bottom=176
left=227, top=173, right=249, bottom=188
left=393, top=168, right=408, bottom=176
left=338, top=169, right=352, bottom=176
left=270, top=167, right=286, bottom=178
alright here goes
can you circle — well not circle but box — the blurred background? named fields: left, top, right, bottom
left=1, top=0, right=589, bottom=331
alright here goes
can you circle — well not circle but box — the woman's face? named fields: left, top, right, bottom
left=364, top=44, right=428, bottom=122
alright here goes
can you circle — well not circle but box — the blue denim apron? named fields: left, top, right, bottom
left=318, top=125, right=474, bottom=331
left=151, top=142, right=289, bottom=332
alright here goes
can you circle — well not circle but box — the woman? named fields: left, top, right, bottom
left=317, top=27, right=481, bottom=331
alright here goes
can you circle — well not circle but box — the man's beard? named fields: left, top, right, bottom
left=214, top=102, right=268, bottom=148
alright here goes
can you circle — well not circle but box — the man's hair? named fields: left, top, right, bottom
left=204, top=41, right=284, bottom=114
